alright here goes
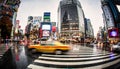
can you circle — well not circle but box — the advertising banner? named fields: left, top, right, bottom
left=44, top=12, right=50, bottom=22
left=5, top=0, right=20, bottom=5
left=43, top=30, right=50, bottom=36
left=15, top=20, right=19, bottom=34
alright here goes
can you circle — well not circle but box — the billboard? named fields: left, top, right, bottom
left=42, top=24, right=51, bottom=30
left=15, top=20, right=19, bottom=34
left=52, top=22, right=56, bottom=26
left=4, top=0, right=20, bottom=12
left=5, top=0, right=20, bottom=5
left=108, top=28, right=119, bottom=38
left=40, top=22, right=52, bottom=38
left=33, top=16, right=41, bottom=27
left=44, top=12, right=50, bottom=22
left=41, top=22, right=52, bottom=31
left=42, top=30, right=50, bottom=36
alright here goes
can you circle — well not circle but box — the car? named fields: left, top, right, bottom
left=28, top=41, right=71, bottom=55
left=112, top=42, right=120, bottom=52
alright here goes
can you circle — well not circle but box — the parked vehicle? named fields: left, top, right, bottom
left=112, top=42, right=120, bottom=52
left=103, top=41, right=111, bottom=51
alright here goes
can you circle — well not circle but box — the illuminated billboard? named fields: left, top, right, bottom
left=110, top=31, right=117, bottom=36
left=108, top=28, right=119, bottom=38
left=40, top=22, right=52, bottom=38
left=42, top=30, right=50, bottom=36
left=41, top=22, right=52, bottom=31
left=42, top=24, right=51, bottom=30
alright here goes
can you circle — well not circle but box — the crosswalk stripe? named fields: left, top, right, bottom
left=82, top=56, right=120, bottom=69
left=41, top=53, right=116, bottom=58
left=27, top=54, right=120, bottom=69
left=27, top=64, right=57, bottom=69
left=64, top=52, right=110, bottom=55
left=27, top=45, right=120, bottom=69
left=27, top=55, right=120, bottom=69
left=38, top=54, right=118, bottom=62
left=33, top=55, right=120, bottom=66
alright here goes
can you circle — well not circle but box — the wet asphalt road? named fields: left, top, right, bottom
left=0, top=43, right=38, bottom=69
left=0, top=43, right=120, bottom=69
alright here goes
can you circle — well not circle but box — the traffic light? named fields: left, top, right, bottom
left=108, top=28, right=119, bottom=38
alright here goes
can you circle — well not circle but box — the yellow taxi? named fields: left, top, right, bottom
left=28, top=41, right=71, bottom=55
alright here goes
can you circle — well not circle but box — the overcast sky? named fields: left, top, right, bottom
left=16, top=0, right=104, bottom=36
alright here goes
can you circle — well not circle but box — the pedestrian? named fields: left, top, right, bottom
left=110, top=41, right=114, bottom=51
left=100, top=42, right=103, bottom=49
left=6, top=36, right=8, bottom=44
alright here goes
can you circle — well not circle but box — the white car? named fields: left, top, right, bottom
left=112, top=42, right=120, bottom=52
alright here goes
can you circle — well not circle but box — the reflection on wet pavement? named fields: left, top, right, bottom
left=26, top=44, right=120, bottom=69
left=0, top=43, right=120, bottom=69
left=0, top=43, right=39, bottom=69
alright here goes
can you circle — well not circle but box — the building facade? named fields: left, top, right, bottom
left=0, top=0, right=21, bottom=39
left=84, top=18, right=94, bottom=38
left=101, top=0, right=120, bottom=43
left=25, top=16, right=42, bottom=40
left=58, top=0, right=85, bottom=39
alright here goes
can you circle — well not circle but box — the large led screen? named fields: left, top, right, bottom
left=42, top=24, right=51, bottom=30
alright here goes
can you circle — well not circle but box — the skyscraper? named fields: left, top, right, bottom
left=58, top=0, right=85, bottom=39
left=84, top=18, right=94, bottom=38
left=101, top=0, right=120, bottom=43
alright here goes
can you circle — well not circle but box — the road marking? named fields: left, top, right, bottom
left=27, top=44, right=120, bottom=69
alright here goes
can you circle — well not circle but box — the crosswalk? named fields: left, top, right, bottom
left=27, top=45, right=120, bottom=69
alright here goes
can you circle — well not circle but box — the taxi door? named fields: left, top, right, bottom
left=39, top=41, right=55, bottom=53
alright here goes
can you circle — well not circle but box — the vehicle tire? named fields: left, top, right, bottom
left=55, top=50, right=62, bottom=55
left=31, top=49, right=37, bottom=54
